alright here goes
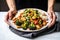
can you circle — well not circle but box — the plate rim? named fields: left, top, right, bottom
left=9, top=8, right=51, bottom=32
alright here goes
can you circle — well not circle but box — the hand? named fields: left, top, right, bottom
left=47, top=8, right=56, bottom=28
left=4, top=9, right=17, bottom=25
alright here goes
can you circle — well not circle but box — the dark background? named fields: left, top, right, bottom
left=0, top=0, right=60, bottom=12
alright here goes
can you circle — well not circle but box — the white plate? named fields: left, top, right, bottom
left=9, top=8, right=51, bottom=32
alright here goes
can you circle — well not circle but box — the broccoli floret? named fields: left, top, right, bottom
left=29, top=22, right=36, bottom=30
left=16, top=20, right=22, bottom=26
left=21, top=21, right=29, bottom=30
left=22, top=26, right=27, bottom=30
left=36, top=10, right=38, bottom=14
left=34, top=10, right=38, bottom=14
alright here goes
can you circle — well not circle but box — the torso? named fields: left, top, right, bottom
left=15, top=0, right=48, bottom=11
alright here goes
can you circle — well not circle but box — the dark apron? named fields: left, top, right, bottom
left=15, top=0, right=48, bottom=11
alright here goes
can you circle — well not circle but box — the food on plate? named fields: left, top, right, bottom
left=12, top=8, right=48, bottom=30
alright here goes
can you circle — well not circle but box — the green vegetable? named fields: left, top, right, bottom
left=32, top=14, right=39, bottom=19
left=36, top=14, right=40, bottom=18
left=22, top=26, right=27, bottom=30
left=32, top=10, right=40, bottom=19
left=23, top=9, right=32, bottom=17
left=26, top=19, right=30, bottom=23
left=29, top=22, right=36, bottom=30
left=26, top=16, right=30, bottom=20
left=34, top=10, right=38, bottom=14
left=21, top=21, right=29, bottom=30
left=39, top=20, right=43, bottom=24
left=24, top=21, right=29, bottom=25
left=23, top=13, right=27, bottom=17
left=24, top=9, right=30, bottom=14
left=36, top=10, right=38, bottom=14
left=21, top=23, right=27, bottom=30
left=26, top=16, right=31, bottom=23
left=16, top=20, right=22, bottom=26
left=22, top=27, right=27, bottom=30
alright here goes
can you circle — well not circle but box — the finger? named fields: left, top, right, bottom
left=4, top=13, right=9, bottom=25
left=9, top=11, right=13, bottom=20
left=12, top=11, right=17, bottom=19
left=50, top=12, right=56, bottom=26
left=48, top=19, right=52, bottom=27
left=47, top=12, right=52, bottom=27
left=48, top=12, right=55, bottom=27
left=13, top=10, right=17, bottom=14
left=48, top=12, right=53, bottom=19
left=55, top=15, right=57, bottom=19
left=49, top=12, right=56, bottom=27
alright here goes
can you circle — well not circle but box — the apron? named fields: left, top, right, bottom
left=15, top=0, right=48, bottom=11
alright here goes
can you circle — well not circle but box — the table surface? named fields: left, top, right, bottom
left=0, top=12, right=60, bottom=40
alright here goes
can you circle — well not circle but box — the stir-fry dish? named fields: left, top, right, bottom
left=12, top=9, right=48, bottom=30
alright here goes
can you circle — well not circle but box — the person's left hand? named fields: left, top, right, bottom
left=47, top=8, right=57, bottom=28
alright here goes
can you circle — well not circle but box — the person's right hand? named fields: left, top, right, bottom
left=4, top=9, right=17, bottom=25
